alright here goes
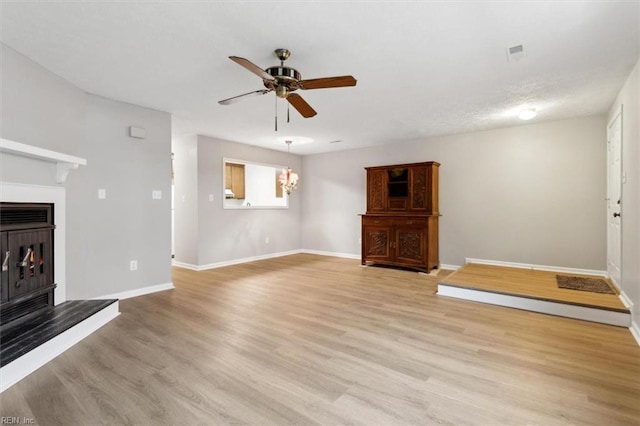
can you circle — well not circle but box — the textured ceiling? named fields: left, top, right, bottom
left=1, top=1, right=638, bottom=155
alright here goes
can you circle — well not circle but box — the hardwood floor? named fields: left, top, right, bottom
left=2, top=253, right=639, bottom=425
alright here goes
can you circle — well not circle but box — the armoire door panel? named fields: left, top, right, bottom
left=363, top=226, right=391, bottom=261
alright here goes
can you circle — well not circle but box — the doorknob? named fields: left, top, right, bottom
left=613, top=212, right=621, bottom=218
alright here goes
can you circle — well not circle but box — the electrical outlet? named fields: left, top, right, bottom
left=98, top=189, right=106, bottom=199
left=208, top=194, right=214, bottom=202
left=152, top=190, right=162, bottom=200
left=130, top=260, right=138, bottom=271
left=265, top=237, right=270, bottom=244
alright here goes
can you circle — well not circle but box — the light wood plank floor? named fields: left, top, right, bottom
left=439, top=263, right=628, bottom=312
left=2, top=254, right=639, bottom=425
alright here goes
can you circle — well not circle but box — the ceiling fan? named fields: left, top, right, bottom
left=218, top=48, right=357, bottom=125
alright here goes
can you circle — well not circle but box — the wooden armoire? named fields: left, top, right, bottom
left=361, top=162, right=440, bottom=272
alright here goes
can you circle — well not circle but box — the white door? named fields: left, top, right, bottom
left=607, top=106, right=622, bottom=287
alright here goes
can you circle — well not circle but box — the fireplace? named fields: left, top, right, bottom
left=0, top=141, right=122, bottom=394
left=0, top=202, right=56, bottom=329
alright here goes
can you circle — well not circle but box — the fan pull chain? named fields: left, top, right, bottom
left=274, top=95, right=278, bottom=131
left=287, top=102, right=290, bottom=123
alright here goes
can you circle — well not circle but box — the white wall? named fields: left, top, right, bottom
left=1, top=43, right=172, bottom=299
left=302, top=115, right=607, bottom=270
left=244, top=163, right=286, bottom=207
left=172, top=134, right=199, bottom=265
left=608, top=58, right=640, bottom=328
left=172, top=135, right=302, bottom=268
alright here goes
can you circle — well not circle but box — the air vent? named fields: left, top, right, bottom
left=509, top=45, right=523, bottom=55
left=506, top=44, right=526, bottom=62
left=0, top=203, right=53, bottom=229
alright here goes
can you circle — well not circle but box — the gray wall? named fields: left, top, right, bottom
left=302, top=115, right=607, bottom=270
left=172, top=135, right=302, bottom=267
left=609, top=58, right=640, bottom=326
left=66, top=95, right=172, bottom=299
left=1, top=44, right=86, bottom=155
left=1, top=43, right=172, bottom=299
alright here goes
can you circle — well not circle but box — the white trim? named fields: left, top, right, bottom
left=437, top=284, right=630, bottom=327
left=95, top=282, right=174, bottom=300
left=0, top=138, right=86, bottom=183
left=300, top=249, right=360, bottom=260
left=0, top=301, right=120, bottom=393
left=173, top=250, right=453, bottom=270
left=440, top=264, right=461, bottom=271
left=608, top=276, right=622, bottom=292
left=173, top=250, right=303, bottom=271
left=629, top=320, right=640, bottom=347
left=0, top=182, right=67, bottom=304
left=607, top=104, right=623, bottom=128
left=618, top=290, right=633, bottom=309
left=171, top=261, right=199, bottom=271
left=465, top=258, right=608, bottom=277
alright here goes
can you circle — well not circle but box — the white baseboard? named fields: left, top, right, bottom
left=619, top=290, right=633, bottom=309
left=300, top=249, right=360, bottom=260
left=440, top=264, right=461, bottom=271
left=171, top=260, right=199, bottom=271
left=630, top=320, right=640, bottom=346
left=437, top=284, right=630, bottom=327
left=174, top=250, right=304, bottom=271
left=0, top=301, right=120, bottom=393
left=174, top=250, right=458, bottom=270
left=172, top=250, right=364, bottom=271
left=465, top=258, right=608, bottom=277
left=95, top=282, right=174, bottom=300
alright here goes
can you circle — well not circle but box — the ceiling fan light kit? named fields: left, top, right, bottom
left=219, top=49, right=357, bottom=130
left=279, top=140, right=299, bottom=195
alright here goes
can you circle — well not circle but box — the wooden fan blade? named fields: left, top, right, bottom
left=299, top=75, right=357, bottom=90
left=287, top=93, right=317, bottom=118
left=218, top=89, right=272, bottom=105
left=229, top=56, right=275, bottom=81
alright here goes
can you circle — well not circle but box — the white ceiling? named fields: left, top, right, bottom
left=1, top=1, right=638, bottom=155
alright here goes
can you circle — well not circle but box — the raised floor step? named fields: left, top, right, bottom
left=437, top=263, right=630, bottom=327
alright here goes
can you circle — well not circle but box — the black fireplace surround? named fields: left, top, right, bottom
left=0, top=202, right=56, bottom=330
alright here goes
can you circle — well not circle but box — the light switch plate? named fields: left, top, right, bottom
left=152, top=190, right=162, bottom=199
left=98, top=189, right=106, bottom=199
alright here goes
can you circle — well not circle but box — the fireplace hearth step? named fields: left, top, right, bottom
left=0, top=299, right=117, bottom=367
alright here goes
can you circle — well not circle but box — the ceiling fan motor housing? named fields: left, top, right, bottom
left=264, top=66, right=301, bottom=97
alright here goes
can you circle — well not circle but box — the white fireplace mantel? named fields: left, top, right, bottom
left=0, top=138, right=87, bottom=183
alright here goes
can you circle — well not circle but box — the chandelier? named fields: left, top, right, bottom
left=279, top=140, right=299, bottom=195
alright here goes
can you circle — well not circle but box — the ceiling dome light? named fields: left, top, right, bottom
left=518, top=108, right=537, bottom=120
